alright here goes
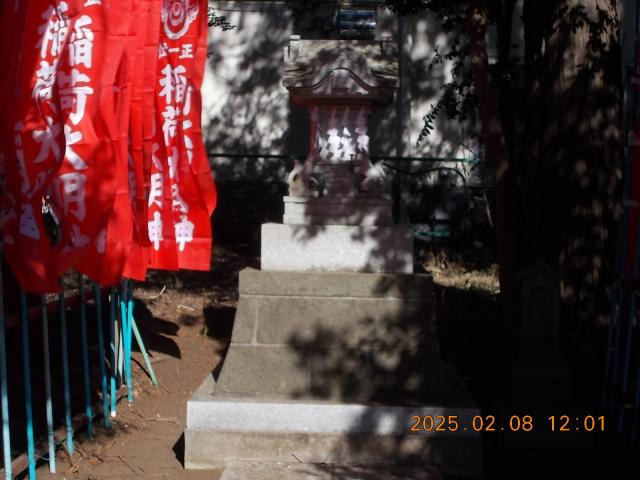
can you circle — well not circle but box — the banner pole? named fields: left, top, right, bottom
left=78, top=273, right=93, bottom=439
left=119, top=281, right=130, bottom=402
left=109, top=286, right=117, bottom=418
left=126, top=279, right=134, bottom=402
left=94, top=284, right=110, bottom=427
left=19, top=291, right=36, bottom=479
left=59, top=281, right=73, bottom=454
left=131, top=316, right=158, bottom=386
left=41, top=295, right=56, bottom=472
left=0, top=257, right=12, bottom=479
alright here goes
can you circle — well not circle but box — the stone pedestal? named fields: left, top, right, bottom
left=185, top=32, right=481, bottom=478
left=185, top=269, right=481, bottom=475
left=261, top=223, right=413, bottom=274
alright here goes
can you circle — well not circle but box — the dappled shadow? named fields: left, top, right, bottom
left=203, top=2, right=301, bottom=184
left=132, top=301, right=181, bottom=360
left=275, top=266, right=622, bottom=475
left=521, top=1, right=623, bottom=335
left=245, top=271, right=480, bottom=474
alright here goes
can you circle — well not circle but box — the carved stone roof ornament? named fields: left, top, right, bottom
left=284, top=36, right=398, bottom=107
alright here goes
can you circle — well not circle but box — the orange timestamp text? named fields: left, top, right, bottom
left=409, top=415, right=606, bottom=432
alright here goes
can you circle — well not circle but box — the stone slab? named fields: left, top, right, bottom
left=227, top=296, right=259, bottom=344
left=261, top=223, right=413, bottom=274
left=283, top=213, right=393, bottom=226
left=186, top=377, right=481, bottom=475
left=215, top=347, right=471, bottom=406
left=238, top=268, right=433, bottom=299
left=252, top=296, right=436, bottom=347
left=190, top=376, right=478, bottom=433
left=227, top=294, right=436, bottom=348
left=215, top=345, right=312, bottom=397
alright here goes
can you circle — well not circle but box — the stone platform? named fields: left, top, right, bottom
left=185, top=269, right=481, bottom=475
left=261, top=223, right=413, bottom=274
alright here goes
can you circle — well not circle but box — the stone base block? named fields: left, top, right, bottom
left=261, top=223, right=413, bottom=273
left=185, top=376, right=482, bottom=476
left=215, top=269, right=447, bottom=402
left=283, top=195, right=393, bottom=226
left=185, top=269, right=481, bottom=475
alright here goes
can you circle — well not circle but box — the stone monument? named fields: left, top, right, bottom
left=185, top=35, right=480, bottom=477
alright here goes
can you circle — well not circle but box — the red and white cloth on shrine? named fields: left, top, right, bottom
left=0, top=0, right=216, bottom=293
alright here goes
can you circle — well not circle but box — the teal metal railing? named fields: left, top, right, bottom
left=0, top=263, right=159, bottom=478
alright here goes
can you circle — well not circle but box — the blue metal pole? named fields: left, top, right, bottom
left=131, top=316, right=158, bottom=386
left=0, top=259, right=12, bottom=479
left=59, top=282, right=73, bottom=454
left=109, top=286, right=117, bottom=417
left=93, top=284, right=110, bottom=428
left=117, top=326, right=124, bottom=382
left=20, top=291, right=36, bottom=479
left=126, top=280, right=134, bottom=402
left=78, top=273, right=93, bottom=439
left=119, top=281, right=130, bottom=401
left=41, top=295, right=56, bottom=473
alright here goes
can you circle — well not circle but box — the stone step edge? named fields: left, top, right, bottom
left=187, top=397, right=480, bottom=436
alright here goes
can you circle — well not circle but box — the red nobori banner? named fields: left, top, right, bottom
left=0, top=0, right=216, bottom=292
left=0, top=2, right=58, bottom=291
left=1, top=0, right=123, bottom=292
left=147, top=0, right=216, bottom=273
left=78, top=0, right=137, bottom=286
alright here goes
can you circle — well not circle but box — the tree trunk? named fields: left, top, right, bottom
left=523, top=0, right=623, bottom=333
left=468, top=0, right=520, bottom=341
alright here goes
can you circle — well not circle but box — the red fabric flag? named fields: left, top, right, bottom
left=147, top=0, right=216, bottom=272
left=0, top=2, right=60, bottom=292
left=1, top=0, right=216, bottom=291
left=1, top=0, right=124, bottom=292
left=78, top=0, right=137, bottom=286
left=123, top=0, right=159, bottom=281
left=49, top=0, right=129, bottom=282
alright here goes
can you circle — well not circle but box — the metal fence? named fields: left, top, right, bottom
left=0, top=260, right=157, bottom=479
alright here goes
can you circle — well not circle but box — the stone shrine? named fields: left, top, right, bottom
left=262, top=35, right=413, bottom=274
left=185, top=35, right=480, bottom=477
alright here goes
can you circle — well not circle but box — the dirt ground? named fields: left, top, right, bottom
left=35, top=245, right=257, bottom=480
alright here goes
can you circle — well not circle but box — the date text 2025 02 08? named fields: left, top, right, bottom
left=409, top=415, right=606, bottom=432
